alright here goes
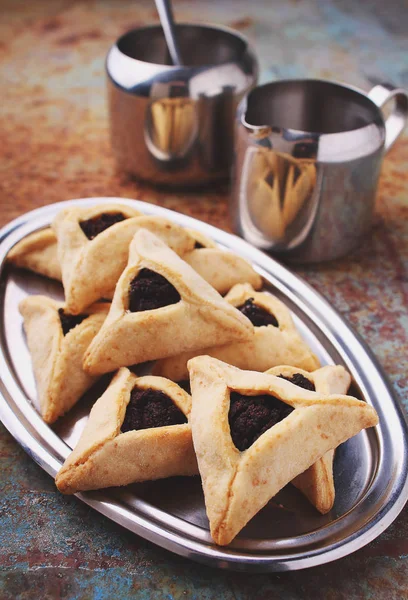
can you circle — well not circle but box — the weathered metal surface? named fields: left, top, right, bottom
left=0, top=0, right=407, bottom=598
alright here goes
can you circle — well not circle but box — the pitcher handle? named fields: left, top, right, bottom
left=368, top=83, right=408, bottom=152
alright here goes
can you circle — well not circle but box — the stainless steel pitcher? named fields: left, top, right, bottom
left=231, top=79, right=408, bottom=262
left=106, top=23, right=258, bottom=187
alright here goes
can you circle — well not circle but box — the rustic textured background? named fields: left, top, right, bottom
left=1, top=0, right=408, bottom=598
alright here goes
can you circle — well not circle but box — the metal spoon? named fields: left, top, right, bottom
left=154, top=0, right=183, bottom=66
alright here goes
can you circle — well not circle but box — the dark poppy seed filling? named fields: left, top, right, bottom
left=194, top=241, right=205, bottom=249
left=58, top=308, right=88, bottom=336
left=228, top=391, right=294, bottom=451
left=278, top=373, right=315, bottom=392
left=128, top=268, right=181, bottom=312
left=237, top=298, right=279, bottom=328
left=121, top=387, right=186, bottom=433
left=176, top=380, right=191, bottom=395
left=80, top=212, right=126, bottom=240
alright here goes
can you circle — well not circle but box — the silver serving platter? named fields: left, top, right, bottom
left=0, top=197, right=407, bottom=572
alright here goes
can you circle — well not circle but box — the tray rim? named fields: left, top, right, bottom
left=0, top=196, right=407, bottom=572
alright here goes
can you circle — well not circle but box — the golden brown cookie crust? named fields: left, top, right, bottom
left=55, top=368, right=198, bottom=494
left=184, top=249, right=262, bottom=295
left=188, top=356, right=378, bottom=545
left=52, top=204, right=198, bottom=314
left=8, top=228, right=61, bottom=281
left=267, top=365, right=351, bottom=513
left=83, top=229, right=254, bottom=375
left=19, top=295, right=110, bottom=423
left=184, top=228, right=217, bottom=249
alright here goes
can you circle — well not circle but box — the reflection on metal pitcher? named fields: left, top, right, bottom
left=145, top=97, right=197, bottom=160
left=243, top=147, right=316, bottom=243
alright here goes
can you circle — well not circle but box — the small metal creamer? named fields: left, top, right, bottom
left=106, top=23, right=258, bottom=187
left=231, top=79, right=408, bottom=262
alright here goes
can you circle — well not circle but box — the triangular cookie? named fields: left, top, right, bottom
left=154, top=283, right=319, bottom=380
left=55, top=368, right=198, bottom=493
left=8, top=228, right=61, bottom=281
left=267, top=365, right=351, bottom=513
left=19, top=295, right=110, bottom=423
left=83, top=230, right=254, bottom=375
left=52, top=204, right=196, bottom=314
left=188, top=356, right=378, bottom=545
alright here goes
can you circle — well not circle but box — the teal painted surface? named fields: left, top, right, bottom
left=0, top=0, right=407, bottom=597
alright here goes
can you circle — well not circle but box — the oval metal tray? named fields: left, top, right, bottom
left=0, top=197, right=407, bottom=572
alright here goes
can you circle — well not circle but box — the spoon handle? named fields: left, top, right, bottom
left=154, top=0, right=183, bottom=66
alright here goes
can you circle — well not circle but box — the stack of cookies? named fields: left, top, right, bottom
left=9, top=203, right=378, bottom=546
